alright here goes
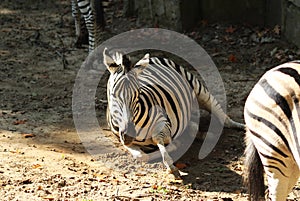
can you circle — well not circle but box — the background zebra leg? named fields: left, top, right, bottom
left=91, top=0, right=105, bottom=48
left=76, top=0, right=105, bottom=51
left=78, top=2, right=95, bottom=52
left=71, top=0, right=88, bottom=48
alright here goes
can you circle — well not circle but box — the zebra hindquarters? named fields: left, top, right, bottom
left=244, top=61, right=300, bottom=200
left=265, top=162, right=299, bottom=201
left=244, top=120, right=300, bottom=201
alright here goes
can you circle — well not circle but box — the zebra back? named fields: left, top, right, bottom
left=149, top=56, right=244, bottom=130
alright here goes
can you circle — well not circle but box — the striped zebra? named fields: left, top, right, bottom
left=103, top=48, right=244, bottom=178
left=244, top=61, right=300, bottom=200
left=71, top=0, right=105, bottom=52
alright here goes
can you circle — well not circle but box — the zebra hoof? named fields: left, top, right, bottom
left=169, top=168, right=185, bottom=180
left=132, top=153, right=149, bottom=162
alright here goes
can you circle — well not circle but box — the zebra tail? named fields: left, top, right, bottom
left=192, top=74, right=245, bottom=130
left=243, top=130, right=265, bottom=201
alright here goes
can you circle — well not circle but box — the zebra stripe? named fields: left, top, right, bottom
left=71, top=0, right=105, bottom=52
left=244, top=61, right=300, bottom=201
left=104, top=49, right=244, bottom=178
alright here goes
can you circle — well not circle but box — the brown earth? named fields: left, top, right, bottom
left=1, top=0, right=300, bottom=200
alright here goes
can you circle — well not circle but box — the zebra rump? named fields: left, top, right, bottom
left=244, top=61, right=300, bottom=201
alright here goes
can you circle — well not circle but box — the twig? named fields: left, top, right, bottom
left=99, top=99, right=108, bottom=104
left=55, top=50, right=67, bottom=70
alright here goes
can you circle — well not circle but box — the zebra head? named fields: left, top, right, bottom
left=103, top=48, right=149, bottom=146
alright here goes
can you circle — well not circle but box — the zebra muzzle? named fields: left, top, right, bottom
left=122, top=134, right=135, bottom=145
left=120, top=122, right=136, bottom=145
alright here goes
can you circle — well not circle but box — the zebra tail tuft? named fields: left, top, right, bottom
left=243, top=130, right=265, bottom=201
left=224, top=118, right=245, bottom=130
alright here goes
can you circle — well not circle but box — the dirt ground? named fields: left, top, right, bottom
left=1, top=0, right=300, bottom=200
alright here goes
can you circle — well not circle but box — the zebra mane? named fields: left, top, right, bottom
left=122, top=54, right=132, bottom=73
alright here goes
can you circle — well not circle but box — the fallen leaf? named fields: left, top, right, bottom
left=260, top=37, right=275, bottom=43
left=13, top=120, right=27, bottom=125
left=93, top=173, right=108, bottom=182
left=175, top=162, right=188, bottom=169
left=225, top=26, right=236, bottom=33
left=39, top=74, right=49, bottom=79
left=113, top=179, right=120, bottom=184
left=135, top=172, right=146, bottom=176
left=1, top=28, right=12, bottom=32
left=228, top=54, right=237, bottom=62
left=10, top=149, right=22, bottom=154
left=273, top=25, right=280, bottom=35
left=270, top=47, right=278, bottom=57
left=32, top=164, right=42, bottom=169
left=0, top=50, right=10, bottom=56
left=168, top=179, right=183, bottom=184
left=234, top=189, right=242, bottom=194
left=200, top=19, right=208, bottom=26
left=42, top=195, right=55, bottom=200
left=22, top=133, right=35, bottom=138
left=223, top=35, right=231, bottom=41
left=20, top=179, right=32, bottom=184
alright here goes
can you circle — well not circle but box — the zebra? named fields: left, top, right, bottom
left=244, top=61, right=300, bottom=200
left=103, top=48, right=245, bottom=178
left=71, top=0, right=105, bottom=52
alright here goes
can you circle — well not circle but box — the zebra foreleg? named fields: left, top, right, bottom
left=152, top=127, right=181, bottom=179
left=156, top=143, right=181, bottom=179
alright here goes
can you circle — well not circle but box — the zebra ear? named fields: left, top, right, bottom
left=132, top=53, right=150, bottom=76
left=112, top=51, right=124, bottom=66
left=103, top=47, right=119, bottom=74
left=135, top=53, right=150, bottom=67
